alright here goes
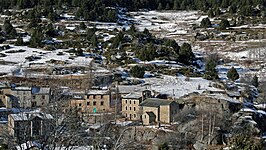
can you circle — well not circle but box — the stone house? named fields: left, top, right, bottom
left=8, top=111, right=53, bottom=142
left=70, top=90, right=114, bottom=113
left=121, top=90, right=152, bottom=120
left=0, top=86, right=13, bottom=108
left=139, top=98, right=179, bottom=125
left=11, top=86, right=51, bottom=108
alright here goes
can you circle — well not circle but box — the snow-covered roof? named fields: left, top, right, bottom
left=122, top=92, right=142, bottom=99
left=87, top=90, right=110, bottom=95
left=117, top=85, right=145, bottom=94
left=10, top=112, right=53, bottom=121
left=32, top=87, right=50, bottom=94
left=13, top=86, right=31, bottom=91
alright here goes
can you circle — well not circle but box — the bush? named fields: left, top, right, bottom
left=220, top=18, right=230, bottom=30
left=227, top=67, right=239, bottom=81
left=204, top=59, right=219, bottom=80
left=200, top=17, right=212, bottom=28
left=130, top=65, right=145, bottom=78
left=251, top=75, right=259, bottom=87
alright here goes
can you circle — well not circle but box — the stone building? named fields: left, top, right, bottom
left=11, top=86, right=51, bottom=108
left=139, top=98, right=179, bottom=125
left=121, top=90, right=152, bottom=120
left=70, top=90, right=114, bottom=113
left=8, top=111, right=53, bottom=142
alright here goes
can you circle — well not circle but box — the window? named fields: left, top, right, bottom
left=93, top=95, right=96, bottom=99
left=32, top=102, right=37, bottom=107
left=42, top=95, right=45, bottom=99
left=125, top=100, right=127, bottom=104
left=79, top=103, right=82, bottom=107
left=130, top=107, right=131, bottom=110
left=87, top=102, right=90, bottom=105
left=32, top=95, right=36, bottom=99
left=125, top=114, right=127, bottom=117
left=93, top=101, right=96, bottom=106
left=87, top=95, right=90, bottom=99
left=134, top=107, right=136, bottom=111
left=134, top=114, right=136, bottom=118
left=101, top=101, right=104, bottom=106
left=101, top=95, right=104, bottom=99
left=0, top=91, right=3, bottom=94
left=129, top=100, right=131, bottom=104
left=134, top=101, right=135, bottom=104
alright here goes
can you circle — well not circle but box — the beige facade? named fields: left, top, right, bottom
left=121, top=90, right=152, bottom=120
left=0, top=88, right=13, bottom=108
left=140, top=98, right=178, bottom=125
left=70, top=90, right=113, bottom=113
left=142, top=112, right=156, bottom=125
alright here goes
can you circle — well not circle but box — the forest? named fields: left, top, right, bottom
left=1, top=0, right=266, bottom=15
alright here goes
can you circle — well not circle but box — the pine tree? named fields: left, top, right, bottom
left=251, top=75, right=259, bottom=87
left=227, top=67, right=239, bottom=81
left=208, top=9, right=215, bottom=18
left=3, top=19, right=16, bottom=38
left=80, top=22, right=86, bottom=30
left=157, top=3, right=163, bottom=10
left=15, top=36, right=24, bottom=46
left=90, top=34, right=98, bottom=48
left=220, top=18, right=230, bottom=30
left=130, top=65, right=145, bottom=78
left=200, top=17, right=212, bottom=28
left=204, top=59, right=219, bottom=80
left=29, top=26, right=43, bottom=48
left=179, top=43, right=194, bottom=65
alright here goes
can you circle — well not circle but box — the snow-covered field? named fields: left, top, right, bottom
left=0, top=45, right=92, bottom=75
left=144, top=75, right=222, bottom=98
left=130, top=11, right=200, bottom=40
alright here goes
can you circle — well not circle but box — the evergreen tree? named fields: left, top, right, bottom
left=220, top=18, right=230, bottom=30
left=214, top=7, right=221, bottom=16
left=45, top=23, right=57, bottom=37
left=157, top=3, right=163, bottom=10
left=130, top=65, right=145, bottom=78
left=129, top=24, right=137, bottom=35
left=173, top=0, right=179, bottom=10
left=29, top=26, right=43, bottom=48
left=165, top=3, right=170, bottom=10
left=15, top=36, right=24, bottom=46
left=179, top=43, right=194, bottom=65
left=80, top=22, right=86, bottom=30
left=200, top=17, right=212, bottom=28
left=3, top=19, right=16, bottom=38
left=90, top=34, right=98, bottom=48
left=208, top=9, right=215, bottom=18
left=227, top=67, right=239, bottom=81
left=143, top=28, right=152, bottom=38
left=76, top=47, right=84, bottom=56
left=204, top=59, right=219, bottom=80
left=251, top=75, right=259, bottom=87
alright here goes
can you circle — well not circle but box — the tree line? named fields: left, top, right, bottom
left=1, top=0, right=266, bottom=16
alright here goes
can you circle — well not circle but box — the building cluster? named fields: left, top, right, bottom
left=0, top=81, right=246, bottom=147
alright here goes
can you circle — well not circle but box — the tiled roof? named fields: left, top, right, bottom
left=139, top=98, right=174, bottom=107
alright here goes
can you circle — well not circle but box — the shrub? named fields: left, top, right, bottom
left=130, top=65, right=145, bottom=78
left=227, top=67, right=239, bottom=81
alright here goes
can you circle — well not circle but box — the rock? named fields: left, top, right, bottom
left=193, top=141, right=208, bottom=150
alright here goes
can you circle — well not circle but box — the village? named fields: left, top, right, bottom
left=0, top=2, right=265, bottom=150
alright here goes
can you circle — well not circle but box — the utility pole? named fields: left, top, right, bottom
left=115, top=81, right=118, bottom=124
